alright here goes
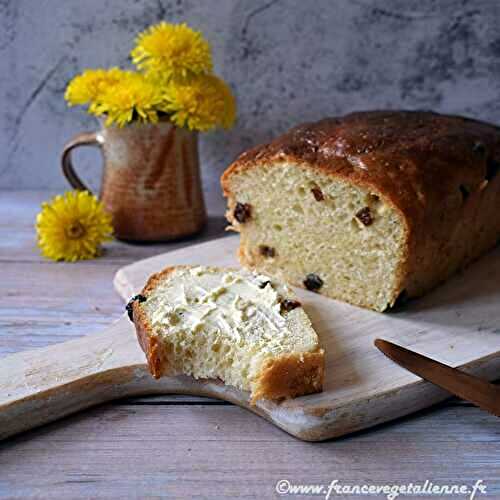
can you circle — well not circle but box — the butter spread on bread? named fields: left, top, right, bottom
left=130, top=266, right=324, bottom=404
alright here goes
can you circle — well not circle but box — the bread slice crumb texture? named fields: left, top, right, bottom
left=136, top=266, right=324, bottom=403
left=224, top=162, right=407, bottom=311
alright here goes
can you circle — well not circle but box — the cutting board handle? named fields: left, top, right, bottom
left=0, top=316, right=152, bottom=440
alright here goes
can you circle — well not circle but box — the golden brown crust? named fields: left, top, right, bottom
left=222, top=111, right=500, bottom=213
left=250, top=349, right=325, bottom=405
left=222, top=110, right=500, bottom=306
left=132, top=266, right=182, bottom=379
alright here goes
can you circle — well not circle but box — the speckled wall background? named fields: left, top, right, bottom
left=2, top=0, right=500, bottom=212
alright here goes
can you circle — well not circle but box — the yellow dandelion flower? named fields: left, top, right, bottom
left=36, top=191, right=113, bottom=262
left=164, top=74, right=236, bottom=132
left=92, top=73, right=166, bottom=127
left=131, top=22, right=213, bottom=81
left=64, top=68, right=125, bottom=107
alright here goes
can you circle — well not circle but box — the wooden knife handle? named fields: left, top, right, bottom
left=0, top=316, right=151, bottom=440
left=375, top=339, right=500, bottom=417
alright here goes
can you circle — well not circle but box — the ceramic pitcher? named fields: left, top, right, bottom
left=61, top=119, right=207, bottom=241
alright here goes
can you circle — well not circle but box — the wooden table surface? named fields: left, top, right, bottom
left=1, top=191, right=499, bottom=500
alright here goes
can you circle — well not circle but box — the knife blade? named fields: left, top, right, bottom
left=374, top=338, right=500, bottom=417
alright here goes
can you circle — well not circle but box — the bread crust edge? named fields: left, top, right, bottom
left=251, top=349, right=325, bottom=405
left=132, top=266, right=182, bottom=379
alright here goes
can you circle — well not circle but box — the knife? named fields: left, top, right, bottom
left=374, top=339, right=500, bottom=417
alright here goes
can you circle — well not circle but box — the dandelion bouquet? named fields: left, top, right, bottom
left=40, top=22, right=231, bottom=261
left=65, top=22, right=236, bottom=131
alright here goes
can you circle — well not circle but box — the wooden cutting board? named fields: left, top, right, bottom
left=1, top=236, right=499, bottom=441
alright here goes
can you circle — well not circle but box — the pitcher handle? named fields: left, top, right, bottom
left=61, top=131, right=102, bottom=193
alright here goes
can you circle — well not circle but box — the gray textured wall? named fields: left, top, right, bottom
left=2, top=0, right=500, bottom=213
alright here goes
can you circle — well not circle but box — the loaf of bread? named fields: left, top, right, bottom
left=128, top=265, right=324, bottom=404
left=222, top=111, right=500, bottom=311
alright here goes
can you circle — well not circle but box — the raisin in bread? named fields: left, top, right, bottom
left=129, top=265, right=324, bottom=404
left=222, top=111, right=500, bottom=311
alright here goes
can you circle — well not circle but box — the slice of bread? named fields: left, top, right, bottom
left=129, top=265, right=324, bottom=404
